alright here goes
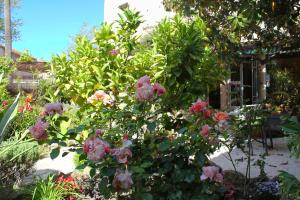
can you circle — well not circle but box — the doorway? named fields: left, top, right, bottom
left=240, top=61, right=258, bottom=105
left=230, top=59, right=258, bottom=107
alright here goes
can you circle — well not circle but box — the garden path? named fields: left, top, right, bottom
left=210, top=137, right=300, bottom=180
left=22, top=147, right=76, bottom=185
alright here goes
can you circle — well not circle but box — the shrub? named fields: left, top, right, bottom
left=0, top=138, right=39, bottom=185
left=282, top=116, right=300, bottom=158
left=0, top=57, right=15, bottom=102
left=278, top=171, right=300, bottom=200
left=30, top=75, right=231, bottom=199
left=50, top=9, right=228, bottom=111
left=17, top=50, right=34, bottom=62
left=0, top=139, right=39, bottom=163
left=151, top=15, right=229, bottom=108
left=268, top=68, right=300, bottom=108
left=50, top=9, right=148, bottom=107
left=40, top=8, right=230, bottom=199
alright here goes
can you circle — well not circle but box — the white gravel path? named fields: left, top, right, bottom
left=210, top=137, right=300, bottom=180
left=22, top=148, right=76, bottom=185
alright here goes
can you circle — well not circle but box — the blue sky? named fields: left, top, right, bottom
left=13, top=0, right=104, bottom=61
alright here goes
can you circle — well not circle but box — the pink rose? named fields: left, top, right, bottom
left=95, top=129, right=104, bottom=136
left=135, top=84, right=154, bottom=101
left=83, top=137, right=110, bottom=161
left=214, top=172, right=224, bottom=183
left=87, top=90, right=114, bottom=106
left=189, top=100, right=208, bottom=113
left=113, top=169, right=133, bottom=190
left=136, top=75, right=151, bottom=88
left=200, top=166, right=219, bottom=181
left=153, top=83, right=166, bottom=96
left=44, top=103, right=63, bottom=116
left=111, top=147, right=132, bottom=164
left=29, top=119, right=49, bottom=140
left=200, top=166, right=223, bottom=183
left=200, top=124, right=211, bottom=138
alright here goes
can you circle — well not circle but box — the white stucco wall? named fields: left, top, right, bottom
left=104, top=0, right=173, bottom=32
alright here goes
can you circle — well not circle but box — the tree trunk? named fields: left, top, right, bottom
left=4, top=0, right=12, bottom=58
left=258, top=54, right=266, bottom=101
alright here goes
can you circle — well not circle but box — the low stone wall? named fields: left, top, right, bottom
left=7, top=61, right=49, bottom=94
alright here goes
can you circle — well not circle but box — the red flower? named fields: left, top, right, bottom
left=56, top=174, right=80, bottom=200
left=18, top=105, right=25, bottom=113
left=204, top=109, right=212, bottom=118
left=2, top=101, right=8, bottom=108
left=25, top=104, right=33, bottom=112
left=189, top=100, right=208, bottom=113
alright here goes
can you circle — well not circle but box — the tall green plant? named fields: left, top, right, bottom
left=50, top=10, right=228, bottom=112
left=151, top=15, right=228, bottom=108
left=51, top=9, right=150, bottom=107
left=31, top=175, right=64, bottom=200
left=0, top=93, right=19, bottom=142
left=279, top=117, right=300, bottom=199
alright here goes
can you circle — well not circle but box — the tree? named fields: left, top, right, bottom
left=4, top=0, right=11, bottom=57
left=0, top=0, right=20, bottom=47
left=163, top=0, right=300, bottom=51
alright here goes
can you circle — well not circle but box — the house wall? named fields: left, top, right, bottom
left=0, top=46, right=20, bottom=61
left=104, top=0, right=173, bottom=32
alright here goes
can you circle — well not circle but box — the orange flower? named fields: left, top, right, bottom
left=25, top=95, right=32, bottom=103
left=213, top=112, right=229, bottom=122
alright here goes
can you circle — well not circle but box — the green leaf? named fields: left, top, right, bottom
left=76, top=164, right=86, bottom=170
left=179, top=127, right=188, bottom=134
left=143, top=193, right=153, bottom=200
left=184, top=172, right=195, bottom=183
left=159, top=140, right=170, bottom=152
left=67, top=125, right=85, bottom=134
left=50, top=148, right=60, bottom=160
left=0, top=93, right=20, bottom=142
left=147, top=121, right=156, bottom=132
left=98, top=178, right=110, bottom=199
left=102, top=167, right=115, bottom=176
left=60, top=120, right=71, bottom=135
left=90, top=168, right=96, bottom=177
left=62, top=152, right=69, bottom=157
left=131, top=166, right=145, bottom=174
left=141, top=162, right=152, bottom=168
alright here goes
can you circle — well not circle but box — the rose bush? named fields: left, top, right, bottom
left=30, top=75, right=231, bottom=199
